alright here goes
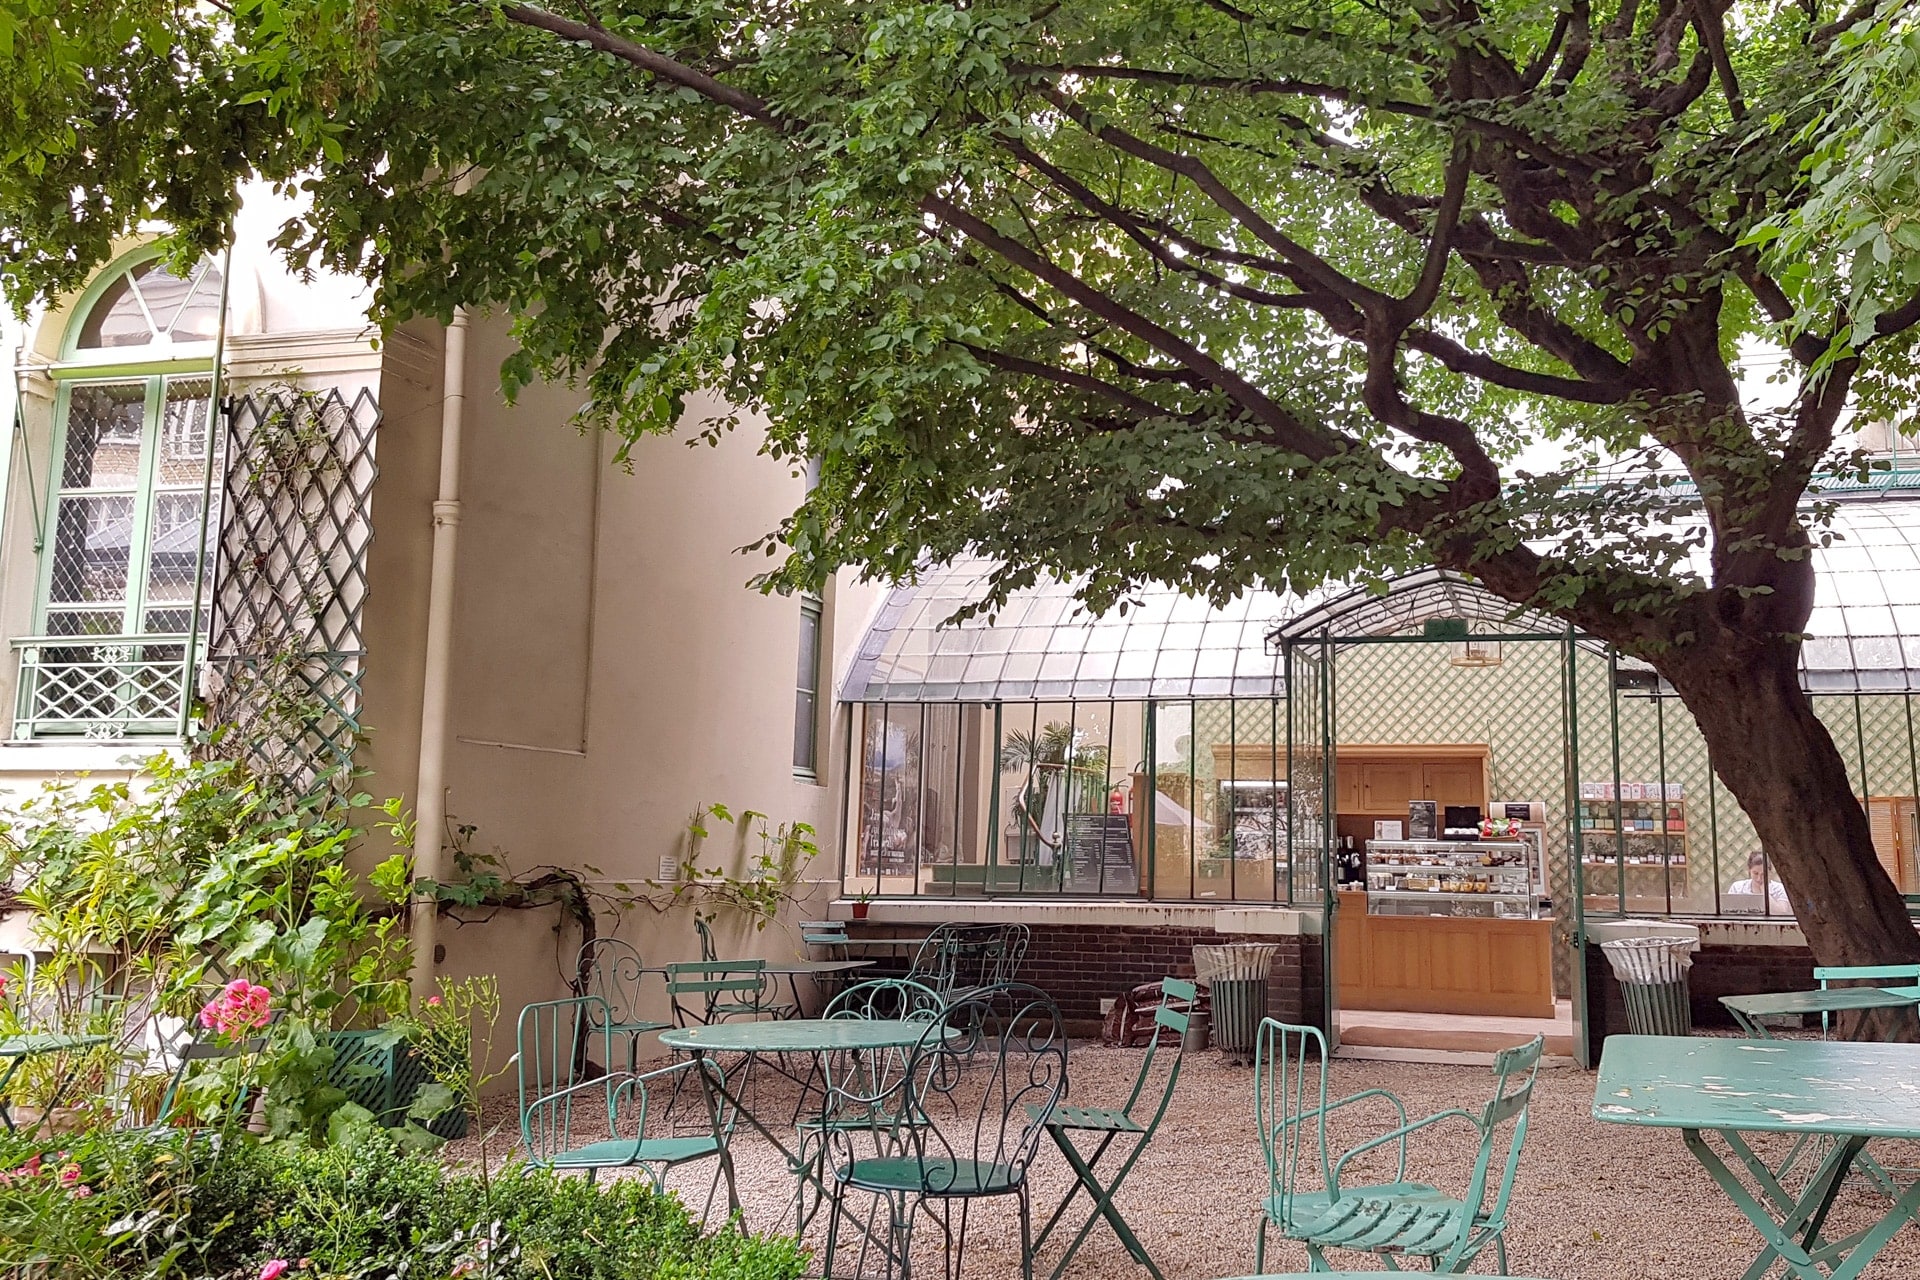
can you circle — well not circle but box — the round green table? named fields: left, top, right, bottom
left=660, top=1018, right=944, bottom=1238
left=659, top=1017, right=932, bottom=1056
left=1216, top=1274, right=1554, bottom=1279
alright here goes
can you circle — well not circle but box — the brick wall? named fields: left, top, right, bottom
left=845, top=921, right=1325, bottom=1036
left=1583, top=941, right=1813, bottom=1059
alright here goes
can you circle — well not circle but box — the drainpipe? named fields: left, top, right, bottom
left=409, top=307, right=468, bottom=1005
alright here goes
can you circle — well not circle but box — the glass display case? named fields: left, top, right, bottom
left=1364, top=838, right=1544, bottom=919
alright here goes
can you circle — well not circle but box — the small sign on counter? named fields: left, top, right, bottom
left=1373, top=819, right=1404, bottom=840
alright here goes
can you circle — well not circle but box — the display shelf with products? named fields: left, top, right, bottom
left=1578, top=782, right=1690, bottom=898
left=1363, top=839, right=1545, bottom=919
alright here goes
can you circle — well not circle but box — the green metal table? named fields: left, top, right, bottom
left=1594, top=1035, right=1920, bottom=1280
left=1719, top=986, right=1920, bottom=1038
left=0, top=1033, right=110, bottom=1133
left=660, top=1018, right=942, bottom=1233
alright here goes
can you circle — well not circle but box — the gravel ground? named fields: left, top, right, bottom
left=444, top=1045, right=1920, bottom=1278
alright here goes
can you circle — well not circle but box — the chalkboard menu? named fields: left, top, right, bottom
left=1064, top=814, right=1138, bottom=892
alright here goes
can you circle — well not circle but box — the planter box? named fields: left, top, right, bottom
left=324, top=1030, right=468, bottom=1139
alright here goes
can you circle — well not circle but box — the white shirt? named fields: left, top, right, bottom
left=1727, top=876, right=1790, bottom=903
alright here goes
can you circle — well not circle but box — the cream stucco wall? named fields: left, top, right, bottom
left=355, top=309, right=885, bottom=1036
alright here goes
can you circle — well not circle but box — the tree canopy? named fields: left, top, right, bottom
left=2, top=1, right=1915, bottom=637
left=8, top=0, right=1920, bottom=960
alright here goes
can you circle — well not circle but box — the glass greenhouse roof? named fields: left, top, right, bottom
left=843, top=497, right=1920, bottom=701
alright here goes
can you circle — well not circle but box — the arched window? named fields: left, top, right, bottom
left=17, top=252, right=225, bottom=737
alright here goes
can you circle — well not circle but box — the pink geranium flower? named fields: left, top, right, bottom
left=259, top=1261, right=289, bottom=1280
left=198, top=980, right=273, bottom=1037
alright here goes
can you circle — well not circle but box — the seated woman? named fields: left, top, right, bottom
left=1726, top=847, right=1791, bottom=906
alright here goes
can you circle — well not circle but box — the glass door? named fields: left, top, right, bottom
left=1285, top=636, right=1334, bottom=1038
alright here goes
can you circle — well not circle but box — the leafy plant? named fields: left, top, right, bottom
left=397, top=974, right=508, bottom=1147
left=0, top=1126, right=810, bottom=1280
left=0, top=756, right=414, bottom=1139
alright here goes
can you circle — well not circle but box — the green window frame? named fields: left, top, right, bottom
left=13, top=251, right=223, bottom=739
left=794, top=598, right=824, bottom=777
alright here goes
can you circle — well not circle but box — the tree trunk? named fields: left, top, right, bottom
left=1662, top=639, right=1920, bottom=1038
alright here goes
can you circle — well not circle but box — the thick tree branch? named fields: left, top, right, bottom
left=499, top=5, right=782, bottom=126
left=955, top=343, right=1186, bottom=422
left=1035, top=85, right=1391, bottom=315
left=922, top=192, right=1337, bottom=457
left=1403, top=329, right=1632, bottom=403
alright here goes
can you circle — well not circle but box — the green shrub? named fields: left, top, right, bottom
left=1, top=1128, right=805, bottom=1280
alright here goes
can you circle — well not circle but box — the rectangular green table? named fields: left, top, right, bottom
left=1719, top=987, right=1920, bottom=1038
left=1594, top=1035, right=1920, bottom=1280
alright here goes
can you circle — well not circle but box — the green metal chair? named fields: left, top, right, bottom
left=822, top=982, right=1067, bottom=1280
left=692, top=919, right=801, bottom=1020
left=1030, top=976, right=1194, bottom=1280
left=1254, top=1020, right=1543, bottom=1275
left=906, top=922, right=1031, bottom=1005
left=576, top=938, right=671, bottom=1074
left=791, top=978, right=948, bottom=1229
left=665, top=959, right=785, bottom=1026
left=1813, top=963, right=1920, bottom=1036
left=516, top=995, right=738, bottom=1218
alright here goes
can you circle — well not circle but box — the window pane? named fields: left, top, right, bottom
left=795, top=603, right=822, bottom=772
left=155, top=378, right=218, bottom=485
left=61, top=384, right=146, bottom=488
left=796, top=607, right=821, bottom=693
left=43, top=609, right=123, bottom=637
left=794, top=689, right=818, bottom=771
left=143, top=493, right=209, bottom=606
left=48, top=494, right=135, bottom=607
left=76, top=259, right=224, bottom=349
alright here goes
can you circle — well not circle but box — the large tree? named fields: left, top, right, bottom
left=8, top=0, right=1920, bottom=972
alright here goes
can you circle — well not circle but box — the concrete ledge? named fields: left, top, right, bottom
left=1585, top=915, right=1809, bottom=948
left=830, top=898, right=1312, bottom=935
left=0, top=740, right=179, bottom=781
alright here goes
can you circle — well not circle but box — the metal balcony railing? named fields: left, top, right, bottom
left=11, top=635, right=192, bottom=739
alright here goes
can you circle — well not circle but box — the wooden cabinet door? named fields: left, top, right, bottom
left=1360, top=761, right=1422, bottom=813
left=1336, top=763, right=1363, bottom=813
left=1423, top=760, right=1485, bottom=809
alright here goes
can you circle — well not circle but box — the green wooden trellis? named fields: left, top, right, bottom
left=202, top=387, right=379, bottom=795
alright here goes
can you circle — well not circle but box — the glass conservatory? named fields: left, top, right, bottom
left=839, top=495, right=1920, bottom=924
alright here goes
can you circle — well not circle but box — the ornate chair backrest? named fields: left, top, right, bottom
left=908, top=923, right=1032, bottom=997
left=517, top=995, right=615, bottom=1160
left=899, top=982, right=1067, bottom=1194
left=577, top=938, right=651, bottom=1029
left=1255, top=1018, right=1335, bottom=1222
left=824, top=977, right=946, bottom=1024
left=906, top=922, right=965, bottom=994
left=694, top=915, right=721, bottom=962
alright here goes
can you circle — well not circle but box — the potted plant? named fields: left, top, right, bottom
left=850, top=890, right=873, bottom=921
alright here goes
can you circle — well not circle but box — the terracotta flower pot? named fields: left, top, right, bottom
left=10, top=1105, right=90, bottom=1135
left=851, top=901, right=871, bottom=920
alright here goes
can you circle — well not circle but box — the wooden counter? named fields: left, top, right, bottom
left=1335, top=890, right=1554, bottom=1018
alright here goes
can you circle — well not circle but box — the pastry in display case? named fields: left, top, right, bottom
left=1363, top=837, right=1545, bottom=919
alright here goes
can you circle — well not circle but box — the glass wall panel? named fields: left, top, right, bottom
left=1149, top=701, right=1196, bottom=899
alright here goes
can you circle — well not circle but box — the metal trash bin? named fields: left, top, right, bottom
left=1600, top=936, right=1697, bottom=1036
left=1193, top=943, right=1278, bottom=1063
